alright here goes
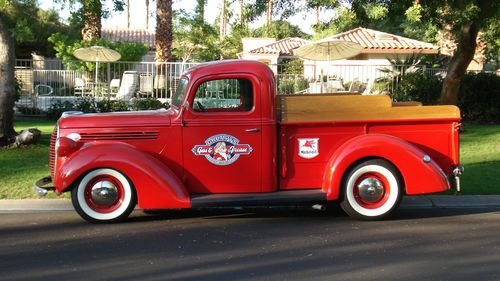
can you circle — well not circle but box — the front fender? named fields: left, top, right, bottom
left=56, top=142, right=190, bottom=209
left=322, top=134, right=449, bottom=201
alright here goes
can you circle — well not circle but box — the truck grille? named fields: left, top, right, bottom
left=49, top=126, right=57, bottom=181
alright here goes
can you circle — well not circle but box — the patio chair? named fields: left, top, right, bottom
left=74, top=77, right=91, bottom=96
left=109, top=78, right=121, bottom=95
left=115, top=71, right=139, bottom=101
left=348, top=80, right=362, bottom=93
left=138, top=73, right=154, bottom=97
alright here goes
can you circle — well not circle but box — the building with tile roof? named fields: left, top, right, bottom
left=102, top=28, right=155, bottom=50
left=330, top=27, right=439, bottom=56
left=299, top=27, right=440, bottom=82
left=238, top=37, right=310, bottom=73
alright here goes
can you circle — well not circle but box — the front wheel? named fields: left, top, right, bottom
left=340, top=159, right=402, bottom=220
left=71, top=168, right=137, bottom=223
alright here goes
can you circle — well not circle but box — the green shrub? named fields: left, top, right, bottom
left=294, top=78, right=309, bottom=93
left=95, top=99, right=129, bottom=113
left=459, top=72, right=500, bottom=123
left=390, top=72, right=442, bottom=105
left=278, top=79, right=295, bottom=95
left=47, top=101, right=78, bottom=120
left=75, top=99, right=97, bottom=113
left=131, top=98, right=169, bottom=111
left=17, top=106, right=45, bottom=116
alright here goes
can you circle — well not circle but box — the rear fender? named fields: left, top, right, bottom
left=322, top=134, right=449, bottom=201
left=56, top=142, right=190, bottom=209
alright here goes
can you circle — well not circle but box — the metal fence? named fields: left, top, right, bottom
left=14, top=59, right=449, bottom=116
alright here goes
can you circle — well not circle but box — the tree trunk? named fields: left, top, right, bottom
left=126, top=0, right=130, bottom=29
left=81, top=0, right=102, bottom=42
left=0, top=15, right=17, bottom=146
left=220, top=0, right=227, bottom=39
left=239, top=0, right=245, bottom=29
left=155, top=0, right=173, bottom=62
left=440, top=22, right=479, bottom=105
left=196, top=0, right=206, bottom=23
left=145, top=0, right=149, bottom=30
left=265, top=0, right=273, bottom=34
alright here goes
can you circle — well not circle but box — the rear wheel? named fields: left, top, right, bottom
left=71, top=168, right=136, bottom=223
left=340, top=159, right=402, bottom=220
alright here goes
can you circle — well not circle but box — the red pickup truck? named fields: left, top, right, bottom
left=35, top=60, right=463, bottom=223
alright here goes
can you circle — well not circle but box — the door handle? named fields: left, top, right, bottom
left=245, top=128, right=260, bottom=133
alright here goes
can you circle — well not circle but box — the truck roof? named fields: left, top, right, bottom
left=184, top=60, right=275, bottom=82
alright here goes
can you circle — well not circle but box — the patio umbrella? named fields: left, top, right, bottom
left=73, top=46, right=121, bottom=85
left=294, top=39, right=362, bottom=93
left=294, top=38, right=362, bottom=61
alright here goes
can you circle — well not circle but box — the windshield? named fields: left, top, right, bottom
left=172, top=77, right=189, bottom=108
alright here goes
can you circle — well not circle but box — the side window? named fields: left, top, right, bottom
left=193, top=78, right=254, bottom=112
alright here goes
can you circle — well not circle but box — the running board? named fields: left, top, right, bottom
left=191, top=189, right=326, bottom=208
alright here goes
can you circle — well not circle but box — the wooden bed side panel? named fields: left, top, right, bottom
left=279, top=95, right=460, bottom=123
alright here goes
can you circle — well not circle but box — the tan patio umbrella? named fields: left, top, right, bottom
left=294, top=38, right=362, bottom=61
left=294, top=39, right=362, bottom=93
left=73, top=46, right=121, bottom=87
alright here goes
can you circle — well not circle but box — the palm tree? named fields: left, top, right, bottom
left=155, top=0, right=173, bottom=62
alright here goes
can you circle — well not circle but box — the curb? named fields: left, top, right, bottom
left=1, top=195, right=500, bottom=212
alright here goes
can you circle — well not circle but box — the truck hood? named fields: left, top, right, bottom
left=59, top=109, right=174, bottom=129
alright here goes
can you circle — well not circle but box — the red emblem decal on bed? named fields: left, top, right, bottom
left=298, top=138, right=319, bottom=159
left=192, top=134, right=253, bottom=166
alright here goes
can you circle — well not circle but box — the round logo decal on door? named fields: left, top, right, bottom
left=192, top=134, right=253, bottom=166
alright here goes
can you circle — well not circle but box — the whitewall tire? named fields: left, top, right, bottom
left=340, top=159, right=402, bottom=220
left=71, top=168, right=137, bottom=223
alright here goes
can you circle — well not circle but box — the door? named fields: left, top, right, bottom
left=182, top=74, right=262, bottom=194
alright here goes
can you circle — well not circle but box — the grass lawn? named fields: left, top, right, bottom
left=0, top=119, right=61, bottom=199
left=459, top=124, right=500, bottom=194
left=0, top=119, right=499, bottom=199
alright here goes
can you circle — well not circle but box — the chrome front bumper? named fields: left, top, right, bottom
left=33, top=176, right=55, bottom=197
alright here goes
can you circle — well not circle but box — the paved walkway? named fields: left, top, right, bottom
left=1, top=195, right=500, bottom=212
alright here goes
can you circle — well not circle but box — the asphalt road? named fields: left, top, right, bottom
left=1, top=207, right=500, bottom=281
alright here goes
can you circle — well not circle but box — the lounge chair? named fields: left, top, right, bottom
left=115, top=71, right=139, bottom=101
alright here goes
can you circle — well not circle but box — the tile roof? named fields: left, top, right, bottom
left=102, top=28, right=155, bottom=49
left=329, top=27, right=439, bottom=54
left=248, top=37, right=310, bottom=56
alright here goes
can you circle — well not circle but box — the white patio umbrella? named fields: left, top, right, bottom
left=294, top=39, right=362, bottom=93
left=73, top=46, right=121, bottom=88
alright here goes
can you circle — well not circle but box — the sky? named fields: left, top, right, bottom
left=38, top=0, right=332, bottom=35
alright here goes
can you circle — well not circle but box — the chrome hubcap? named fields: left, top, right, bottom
left=90, top=180, right=119, bottom=206
left=357, top=177, right=384, bottom=202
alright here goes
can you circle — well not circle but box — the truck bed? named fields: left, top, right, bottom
left=276, top=94, right=460, bottom=191
left=278, top=94, right=460, bottom=123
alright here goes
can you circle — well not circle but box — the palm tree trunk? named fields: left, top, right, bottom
left=220, top=0, right=227, bottom=39
left=155, top=0, right=173, bottom=62
left=145, top=0, right=150, bottom=30
left=126, top=0, right=130, bottom=29
left=265, top=0, right=273, bottom=35
left=81, top=0, right=102, bottom=42
left=0, top=15, right=17, bottom=146
left=239, top=0, right=245, bottom=29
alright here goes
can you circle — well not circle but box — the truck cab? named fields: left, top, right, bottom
left=36, top=60, right=463, bottom=223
